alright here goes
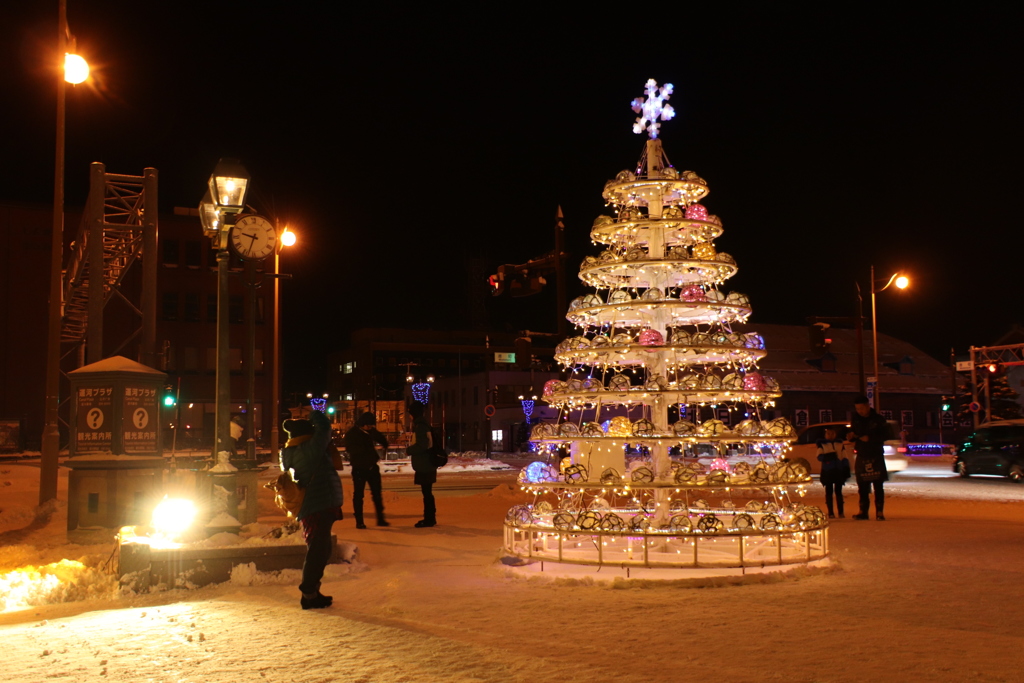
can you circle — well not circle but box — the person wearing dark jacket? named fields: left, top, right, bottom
left=343, top=412, right=389, bottom=528
left=816, top=427, right=851, bottom=518
left=847, top=395, right=889, bottom=520
left=280, top=409, right=344, bottom=609
left=407, top=401, right=438, bottom=528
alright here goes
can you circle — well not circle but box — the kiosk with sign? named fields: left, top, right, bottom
left=65, top=356, right=166, bottom=533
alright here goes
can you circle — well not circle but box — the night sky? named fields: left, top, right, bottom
left=2, top=4, right=1022, bottom=390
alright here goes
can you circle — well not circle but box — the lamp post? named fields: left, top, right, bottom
left=199, top=159, right=250, bottom=459
left=40, top=0, right=89, bottom=504
left=868, top=265, right=909, bottom=414
left=269, top=224, right=295, bottom=454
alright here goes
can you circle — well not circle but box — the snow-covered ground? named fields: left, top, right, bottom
left=2, top=460, right=1023, bottom=682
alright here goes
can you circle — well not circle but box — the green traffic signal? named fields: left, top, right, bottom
left=163, top=386, right=176, bottom=407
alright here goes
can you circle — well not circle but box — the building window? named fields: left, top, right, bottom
left=491, top=429, right=503, bottom=442
left=185, top=240, right=202, bottom=268
left=343, top=393, right=354, bottom=400
left=253, top=349, right=264, bottom=372
left=819, top=409, right=833, bottom=422
left=344, top=362, right=355, bottom=374
left=183, top=293, right=200, bottom=322
left=161, top=292, right=178, bottom=320
left=229, top=295, right=244, bottom=324
left=229, top=348, right=242, bottom=372
left=161, top=239, right=179, bottom=266
left=473, top=386, right=479, bottom=405
left=181, top=347, right=199, bottom=372
left=205, top=348, right=216, bottom=372
left=206, top=294, right=217, bottom=322
left=87, top=492, right=99, bottom=514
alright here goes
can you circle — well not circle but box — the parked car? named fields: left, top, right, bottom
left=953, top=419, right=1024, bottom=482
left=787, top=421, right=909, bottom=476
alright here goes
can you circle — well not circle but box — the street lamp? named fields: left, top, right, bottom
left=40, top=0, right=91, bottom=504
left=269, top=223, right=295, bottom=454
left=200, top=159, right=250, bottom=459
left=869, top=266, right=909, bottom=414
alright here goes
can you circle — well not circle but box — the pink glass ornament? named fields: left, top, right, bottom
left=685, top=204, right=708, bottom=221
left=639, top=329, right=664, bottom=347
left=543, top=379, right=560, bottom=396
left=680, top=285, right=706, bottom=302
left=743, top=372, right=767, bottom=391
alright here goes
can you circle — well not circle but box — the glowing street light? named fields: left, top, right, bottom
left=870, top=267, right=910, bottom=414
left=64, top=53, right=89, bottom=84
left=270, top=223, right=296, bottom=453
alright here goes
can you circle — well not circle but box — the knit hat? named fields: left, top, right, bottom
left=357, top=412, right=377, bottom=426
left=283, top=418, right=314, bottom=437
left=853, top=395, right=870, bottom=406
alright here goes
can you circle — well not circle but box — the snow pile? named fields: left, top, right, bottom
left=379, top=456, right=514, bottom=474
left=1, top=559, right=116, bottom=612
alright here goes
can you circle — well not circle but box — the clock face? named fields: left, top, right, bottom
left=229, top=215, right=277, bottom=260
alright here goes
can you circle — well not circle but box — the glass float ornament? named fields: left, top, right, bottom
left=558, top=422, right=580, bottom=437
left=581, top=422, right=605, bottom=436
left=670, top=328, right=691, bottom=344
left=692, top=242, right=717, bottom=260
left=607, top=416, right=633, bottom=436
left=698, top=419, right=727, bottom=436
left=764, top=417, right=795, bottom=436
left=722, top=373, right=743, bottom=389
left=593, top=215, right=613, bottom=228
left=632, top=418, right=656, bottom=436
left=707, top=469, right=729, bottom=485
left=599, top=249, right=617, bottom=263
left=685, top=203, right=708, bottom=221
left=680, top=284, right=706, bottom=302
left=639, top=328, right=665, bottom=346
left=664, top=205, right=683, bottom=219
left=625, top=247, right=645, bottom=261
left=680, top=374, right=701, bottom=389
left=645, top=375, right=668, bottom=391
left=716, top=252, right=736, bottom=265
left=612, top=332, right=634, bottom=345
left=601, top=513, right=626, bottom=532
left=569, top=296, right=584, bottom=311
left=608, top=374, right=632, bottom=391
left=566, top=378, right=584, bottom=392
left=564, top=464, right=588, bottom=482
left=733, top=513, right=756, bottom=530
left=727, top=292, right=750, bottom=306
left=582, top=293, right=603, bottom=308
left=743, top=372, right=767, bottom=391
left=582, top=377, right=604, bottom=392
left=543, top=380, right=565, bottom=397
left=519, top=461, right=560, bottom=484
left=707, top=214, right=722, bottom=225
left=569, top=336, right=591, bottom=350
left=734, top=419, right=762, bottom=436
left=600, top=469, right=622, bottom=484
left=631, top=466, right=655, bottom=483
left=705, top=289, right=725, bottom=303
left=552, top=512, right=575, bottom=530
left=669, top=515, right=692, bottom=532
left=630, top=515, right=651, bottom=532
left=610, top=290, right=632, bottom=308
left=691, top=332, right=710, bottom=345
left=668, top=245, right=689, bottom=259
left=578, top=511, right=602, bottom=530
left=701, top=374, right=723, bottom=389
left=615, top=169, right=637, bottom=182
left=744, top=499, right=763, bottom=512
left=506, top=505, right=534, bottom=525
left=673, top=419, right=697, bottom=436
left=744, top=333, right=766, bottom=349
left=581, top=256, right=598, bottom=270
left=641, top=287, right=664, bottom=301
left=530, top=422, right=558, bottom=439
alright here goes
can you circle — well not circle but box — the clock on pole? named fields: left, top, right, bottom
left=229, top=214, right=277, bottom=260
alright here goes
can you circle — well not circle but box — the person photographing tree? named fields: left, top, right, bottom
left=279, top=405, right=344, bottom=609
left=847, top=395, right=889, bottom=521
left=343, top=412, right=389, bottom=528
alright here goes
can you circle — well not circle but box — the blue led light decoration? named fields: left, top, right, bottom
left=521, top=399, right=535, bottom=424
left=310, top=397, right=327, bottom=413
left=411, top=382, right=431, bottom=404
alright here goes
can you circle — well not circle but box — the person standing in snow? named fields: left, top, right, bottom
left=407, top=401, right=438, bottom=528
left=847, top=395, right=889, bottom=521
left=280, top=408, right=344, bottom=609
left=816, top=427, right=850, bottom=518
left=343, top=412, right=389, bottom=529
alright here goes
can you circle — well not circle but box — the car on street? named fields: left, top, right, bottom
left=786, top=421, right=909, bottom=476
left=953, top=419, right=1024, bottom=482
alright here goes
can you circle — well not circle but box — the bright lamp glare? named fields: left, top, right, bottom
left=895, top=275, right=909, bottom=289
left=151, top=498, right=197, bottom=536
left=64, top=53, right=89, bottom=84
left=280, top=229, right=296, bottom=246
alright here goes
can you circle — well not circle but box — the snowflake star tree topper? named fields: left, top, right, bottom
left=631, top=79, right=676, bottom=138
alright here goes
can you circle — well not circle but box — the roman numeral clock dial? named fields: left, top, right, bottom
left=229, top=215, right=277, bottom=260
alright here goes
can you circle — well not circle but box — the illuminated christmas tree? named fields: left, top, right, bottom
left=503, top=80, right=827, bottom=572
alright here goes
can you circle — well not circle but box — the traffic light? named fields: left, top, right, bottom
left=940, top=396, right=953, bottom=412
left=163, top=385, right=176, bottom=407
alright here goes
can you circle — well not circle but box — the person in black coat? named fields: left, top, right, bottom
left=407, top=401, right=438, bottom=528
left=280, top=409, right=344, bottom=609
left=816, top=427, right=851, bottom=518
left=847, top=395, right=890, bottom=520
left=343, top=412, right=389, bottom=528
